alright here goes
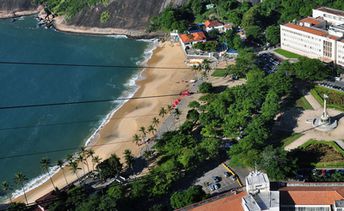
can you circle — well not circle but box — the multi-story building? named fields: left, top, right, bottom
left=280, top=7, right=344, bottom=67
left=181, top=170, right=344, bottom=211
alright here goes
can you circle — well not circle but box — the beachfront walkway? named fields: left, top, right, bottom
left=280, top=93, right=344, bottom=151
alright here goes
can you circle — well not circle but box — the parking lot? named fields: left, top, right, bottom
left=319, top=80, right=344, bottom=92
left=194, top=163, right=245, bottom=194
left=257, top=53, right=281, bottom=74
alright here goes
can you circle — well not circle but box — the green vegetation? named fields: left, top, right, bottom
left=199, top=82, right=213, bottom=93
left=274, top=49, right=303, bottom=59
left=295, top=97, right=313, bottom=110
left=152, top=0, right=344, bottom=45
left=34, top=0, right=111, bottom=18
left=100, top=11, right=110, bottom=23
left=211, top=69, right=227, bottom=77
left=311, top=85, right=344, bottom=111
left=292, top=140, right=344, bottom=168
left=282, top=133, right=303, bottom=148
left=170, top=186, right=206, bottom=209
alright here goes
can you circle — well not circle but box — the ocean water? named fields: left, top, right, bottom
left=0, top=16, right=150, bottom=195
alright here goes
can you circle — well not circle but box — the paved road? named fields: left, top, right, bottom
left=140, top=78, right=203, bottom=156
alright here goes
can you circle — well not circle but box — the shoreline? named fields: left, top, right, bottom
left=0, top=9, right=39, bottom=19
left=13, top=41, right=193, bottom=204
left=9, top=39, right=159, bottom=200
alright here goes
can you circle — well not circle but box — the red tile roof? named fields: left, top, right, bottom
left=300, top=17, right=322, bottom=25
left=179, top=32, right=206, bottom=43
left=284, top=23, right=328, bottom=37
left=205, top=20, right=224, bottom=28
left=189, top=191, right=246, bottom=211
left=280, top=186, right=344, bottom=205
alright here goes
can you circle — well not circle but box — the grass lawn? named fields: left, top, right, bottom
left=295, top=140, right=344, bottom=168
left=211, top=69, right=227, bottom=77
left=274, top=49, right=303, bottom=59
left=282, top=133, right=303, bottom=148
left=295, top=96, right=313, bottom=110
left=310, top=85, right=344, bottom=111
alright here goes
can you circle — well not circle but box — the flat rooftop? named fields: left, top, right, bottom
left=317, top=7, right=344, bottom=17
left=283, top=23, right=328, bottom=37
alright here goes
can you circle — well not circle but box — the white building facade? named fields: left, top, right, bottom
left=280, top=7, right=344, bottom=67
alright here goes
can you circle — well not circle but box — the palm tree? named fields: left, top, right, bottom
left=92, top=155, right=102, bottom=171
left=40, top=158, right=56, bottom=190
left=84, top=148, right=95, bottom=173
left=133, top=134, right=141, bottom=145
left=80, top=147, right=90, bottom=173
left=66, top=154, right=74, bottom=163
left=57, top=160, right=68, bottom=186
left=14, top=172, right=28, bottom=205
left=124, top=149, right=134, bottom=173
left=148, top=125, right=157, bottom=136
left=159, top=107, right=167, bottom=118
left=1, top=181, right=12, bottom=203
left=68, top=161, right=80, bottom=181
left=77, top=154, right=86, bottom=175
left=152, top=117, right=160, bottom=127
left=139, top=126, right=146, bottom=140
left=167, top=105, right=173, bottom=113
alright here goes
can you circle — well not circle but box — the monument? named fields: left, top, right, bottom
left=312, top=94, right=338, bottom=131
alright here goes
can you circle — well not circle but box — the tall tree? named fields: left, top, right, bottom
left=159, top=107, right=168, bottom=118
left=139, top=126, right=147, bottom=140
left=92, top=155, right=102, bottom=171
left=124, top=149, right=134, bottom=173
left=77, top=153, right=86, bottom=175
left=148, top=125, right=157, bottom=136
left=14, top=172, right=28, bottom=205
left=133, top=134, right=141, bottom=145
left=80, top=147, right=90, bottom=173
left=68, top=161, right=80, bottom=181
left=152, top=117, right=160, bottom=127
left=1, top=181, right=12, bottom=203
left=40, top=158, right=56, bottom=190
left=57, top=160, right=69, bottom=186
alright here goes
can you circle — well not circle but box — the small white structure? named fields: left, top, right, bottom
left=242, top=170, right=280, bottom=211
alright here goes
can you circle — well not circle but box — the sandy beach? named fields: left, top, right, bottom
left=13, top=41, right=194, bottom=204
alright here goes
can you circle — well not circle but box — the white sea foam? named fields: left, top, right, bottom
left=106, top=34, right=128, bottom=39
left=11, top=39, right=159, bottom=201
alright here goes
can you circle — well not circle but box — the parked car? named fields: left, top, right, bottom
left=208, top=183, right=220, bottom=191
left=224, top=172, right=231, bottom=178
left=212, top=176, right=221, bottom=183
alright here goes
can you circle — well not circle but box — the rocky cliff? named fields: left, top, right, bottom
left=0, top=0, right=186, bottom=32
left=69, top=0, right=186, bottom=30
left=0, top=0, right=35, bottom=11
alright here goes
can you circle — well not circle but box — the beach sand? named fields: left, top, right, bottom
left=13, top=41, right=194, bottom=204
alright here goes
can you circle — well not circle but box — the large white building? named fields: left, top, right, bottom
left=280, top=7, right=344, bottom=67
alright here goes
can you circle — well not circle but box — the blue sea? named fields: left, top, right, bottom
left=0, top=16, right=151, bottom=197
